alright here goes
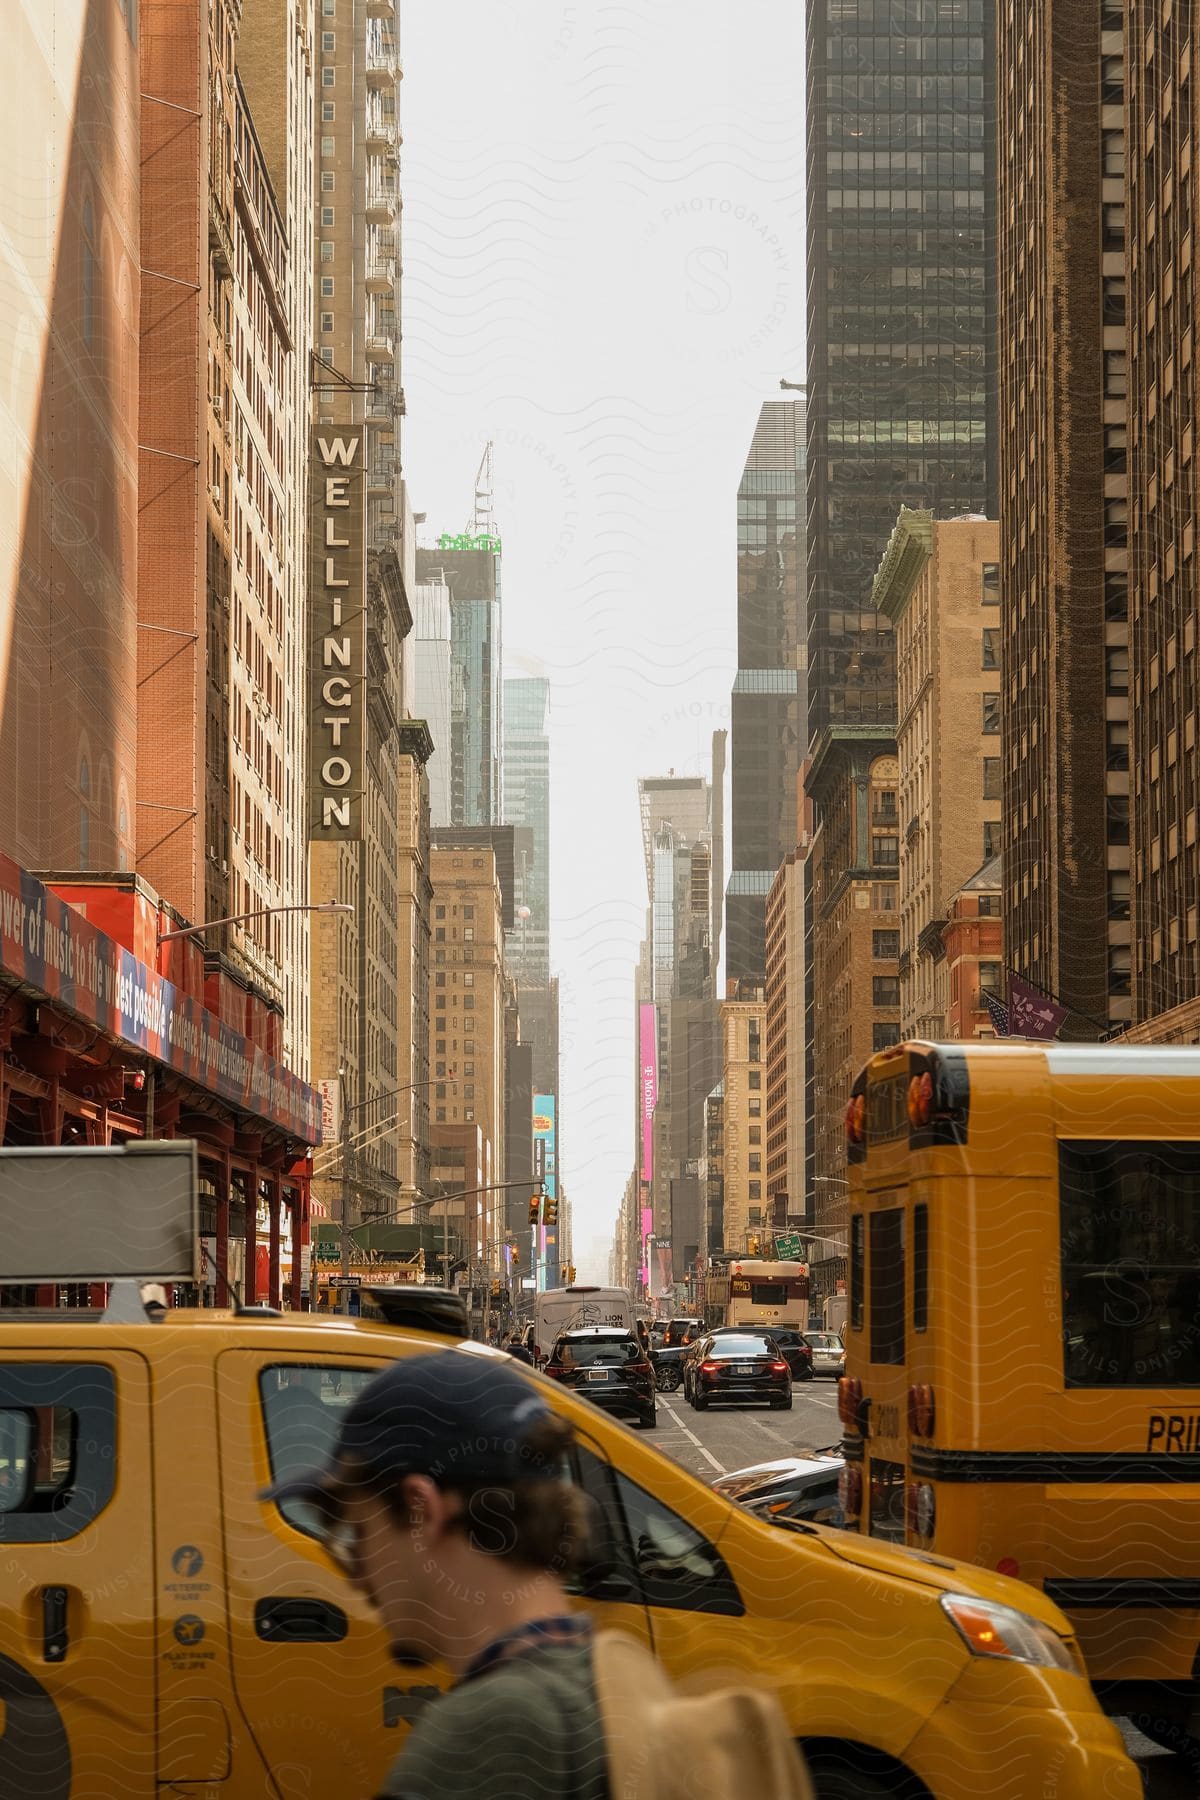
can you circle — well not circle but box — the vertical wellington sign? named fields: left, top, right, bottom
left=309, top=432, right=366, bottom=838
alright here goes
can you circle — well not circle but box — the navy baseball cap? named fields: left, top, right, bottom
left=259, top=1351, right=557, bottom=1510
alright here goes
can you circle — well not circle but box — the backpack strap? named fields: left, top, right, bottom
left=592, top=1631, right=815, bottom=1800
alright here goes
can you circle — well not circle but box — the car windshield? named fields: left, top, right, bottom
left=556, top=1336, right=643, bottom=1366
left=709, top=1336, right=774, bottom=1357
left=805, top=1334, right=842, bottom=1349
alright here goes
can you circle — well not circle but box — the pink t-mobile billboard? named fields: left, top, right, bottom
left=639, top=1003, right=658, bottom=1183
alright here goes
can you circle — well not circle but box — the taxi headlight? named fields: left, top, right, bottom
left=940, top=1595, right=1078, bottom=1674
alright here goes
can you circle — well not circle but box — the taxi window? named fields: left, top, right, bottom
left=259, top=1364, right=379, bottom=1532
left=612, top=1469, right=743, bottom=1616
left=0, top=1363, right=116, bottom=1541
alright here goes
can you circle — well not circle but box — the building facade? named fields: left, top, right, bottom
left=805, top=0, right=995, bottom=746
left=764, top=802, right=813, bottom=1233
left=997, top=0, right=1129, bottom=1035
left=805, top=732, right=899, bottom=1297
left=503, top=675, right=551, bottom=987
left=871, top=511, right=1002, bottom=1038
left=411, top=574, right=453, bottom=826
left=718, top=984, right=765, bottom=1256
left=429, top=843, right=507, bottom=1259
left=1126, top=3, right=1199, bottom=1025
left=726, top=398, right=807, bottom=981
left=2, top=0, right=140, bottom=878
left=415, top=540, right=503, bottom=829
left=943, top=855, right=1004, bottom=1041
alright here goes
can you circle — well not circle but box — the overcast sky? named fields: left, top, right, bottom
left=401, top=3, right=807, bottom=1275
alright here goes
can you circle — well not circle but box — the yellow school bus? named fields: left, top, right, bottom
left=838, top=1039, right=1200, bottom=1750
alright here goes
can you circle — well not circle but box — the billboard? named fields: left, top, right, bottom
left=532, top=1095, right=557, bottom=1200
left=310, top=431, right=366, bottom=839
left=639, top=1003, right=658, bottom=1183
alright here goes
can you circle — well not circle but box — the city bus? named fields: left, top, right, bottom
left=725, top=1257, right=809, bottom=1329
left=837, top=1039, right=1200, bottom=1749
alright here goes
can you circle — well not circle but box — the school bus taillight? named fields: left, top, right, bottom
left=844, top=1093, right=865, bottom=1147
left=907, top=1071, right=934, bottom=1127
left=838, top=1464, right=862, bottom=1520
left=838, top=1376, right=862, bottom=1429
left=907, top=1383, right=936, bottom=1438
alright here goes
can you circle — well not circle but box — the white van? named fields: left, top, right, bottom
left=532, top=1285, right=634, bottom=1363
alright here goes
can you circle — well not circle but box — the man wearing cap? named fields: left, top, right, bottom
left=262, top=1352, right=611, bottom=1799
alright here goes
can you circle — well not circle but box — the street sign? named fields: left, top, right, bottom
left=775, top=1232, right=803, bottom=1260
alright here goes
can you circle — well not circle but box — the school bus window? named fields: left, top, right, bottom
left=869, top=1209, right=906, bottom=1365
left=1060, top=1139, right=1200, bottom=1387
left=850, top=1213, right=865, bottom=1330
left=912, top=1203, right=929, bottom=1332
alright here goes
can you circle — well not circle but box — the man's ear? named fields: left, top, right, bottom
left=397, top=1472, right=447, bottom=1535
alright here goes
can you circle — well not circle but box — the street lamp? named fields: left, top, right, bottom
left=157, top=899, right=354, bottom=943
left=779, top=378, right=806, bottom=393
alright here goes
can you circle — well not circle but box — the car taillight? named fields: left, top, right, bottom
left=838, top=1376, right=863, bottom=1429
left=770, top=1361, right=789, bottom=1374
left=544, top=1362, right=562, bottom=1378
left=906, top=1481, right=935, bottom=1540
left=838, top=1465, right=863, bottom=1519
left=700, top=1360, right=720, bottom=1372
left=907, top=1383, right=936, bottom=1438
left=630, top=1360, right=651, bottom=1374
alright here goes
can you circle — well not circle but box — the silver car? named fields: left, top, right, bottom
left=802, top=1330, right=845, bottom=1378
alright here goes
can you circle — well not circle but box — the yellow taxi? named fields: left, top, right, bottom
left=0, top=1301, right=1139, bottom=1799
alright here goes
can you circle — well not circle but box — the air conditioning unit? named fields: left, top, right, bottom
left=211, top=484, right=223, bottom=505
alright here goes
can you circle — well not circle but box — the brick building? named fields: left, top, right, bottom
left=718, top=982, right=765, bottom=1256
left=764, top=776, right=813, bottom=1232
left=871, top=512, right=1003, bottom=1038
left=997, top=0, right=1130, bottom=1035
left=806, top=731, right=899, bottom=1294
left=429, top=844, right=507, bottom=1261
left=1, top=2, right=140, bottom=877
left=943, top=856, right=1004, bottom=1041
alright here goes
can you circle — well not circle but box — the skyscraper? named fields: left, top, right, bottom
left=805, top=0, right=995, bottom=743
left=726, top=398, right=807, bottom=982
left=503, top=676, right=551, bottom=986
left=997, top=0, right=1128, bottom=1034
left=415, top=539, right=502, bottom=828
left=412, top=574, right=453, bottom=827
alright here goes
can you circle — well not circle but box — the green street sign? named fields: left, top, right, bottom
left=775, top=1232, right=803, bottom=1260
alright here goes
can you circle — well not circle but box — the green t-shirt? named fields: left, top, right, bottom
left=376, top=1642, right=610, bottom=1800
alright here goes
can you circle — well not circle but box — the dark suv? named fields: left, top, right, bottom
left=543, top=1328, right=657, bottom=1429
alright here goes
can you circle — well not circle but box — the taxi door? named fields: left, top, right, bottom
left=0, top=1354, right=156, bottom=1798
left=216, top=1349, right=422, bottom=1800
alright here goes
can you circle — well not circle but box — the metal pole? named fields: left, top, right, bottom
left=443, top=1188, right=450, bottom=1289
left=145, top=1068, right=155, bottom=1141
left=339, top=1076, right=352, bottom=1315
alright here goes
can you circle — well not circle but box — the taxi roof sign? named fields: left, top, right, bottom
left=0, top=1141, right=199, bottom=1282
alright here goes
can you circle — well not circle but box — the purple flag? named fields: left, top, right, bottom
left=1008, top=973, right=1068, bottom=1040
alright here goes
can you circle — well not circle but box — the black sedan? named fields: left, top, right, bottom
left=684, top=1333, right=792, bottom=1411
left=543, top=1328, right=657, bottom=1428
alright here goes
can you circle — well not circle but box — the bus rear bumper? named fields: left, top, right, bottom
left=906, top=1668, right=1142, bottom=1800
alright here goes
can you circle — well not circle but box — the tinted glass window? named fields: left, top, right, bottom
left=709, top=1336, right=774, bottom=1356
left=869, top=1209, right=906, bottom=1365
left=748, top=1282, right=788, bottom=1306
left=850, top=1213, right=865, bottom=1330
left=0, top=1363, right=116, bottom=1541
left=612, top=1469, right=743, bottom=1615
left=259, top=1365, right=379, bottom=1532
left=1060, top=1141, right=1200, bottom=1386
left=913, top=1203, right=929, bottom=1333
left=556, top=1337, right=642, bottom=1367
left=804, top=1333, right=842, bottom=1350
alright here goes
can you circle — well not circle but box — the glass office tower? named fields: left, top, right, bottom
left=805, top=0, right=996, bottom=740
left=726, top=398, right=807, bottom=982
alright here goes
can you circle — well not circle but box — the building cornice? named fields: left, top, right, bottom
left=871, top=508, right=933, bottom=625
left=805, top=725, right=898, bottom=806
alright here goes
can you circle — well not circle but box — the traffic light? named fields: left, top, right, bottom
left=529, top=1192, right=541, bottom=1225
left=747, top=1235, right=760, bottom=1255
left=564, top=1263, right=576, bottom=1284
left=545, top=1195, right=558, bottom=1227
left=510, top=1245, right=520, bottom=1268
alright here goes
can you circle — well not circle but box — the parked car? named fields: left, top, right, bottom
left=543, top=1326, right=657, bottom=1428
left=713, top=1454, right=845, bottom=1527
left=802, top=1330, right=846, bottom=1378
left=684, top=1332, right=792, bottom=1411
left=766, top=1327, right=814, bottom=1382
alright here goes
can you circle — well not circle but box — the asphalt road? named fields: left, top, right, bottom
left=651, top=1376, right=1194, bottom=1797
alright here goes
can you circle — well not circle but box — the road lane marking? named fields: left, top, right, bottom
left=662, top=1399, right=725, bottom=1473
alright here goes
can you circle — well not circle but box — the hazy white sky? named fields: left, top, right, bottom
left=401, top=3, right=807, bottom=1271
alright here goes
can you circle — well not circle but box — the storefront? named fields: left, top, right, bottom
left=0, top=860, right=321, bottom=1309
